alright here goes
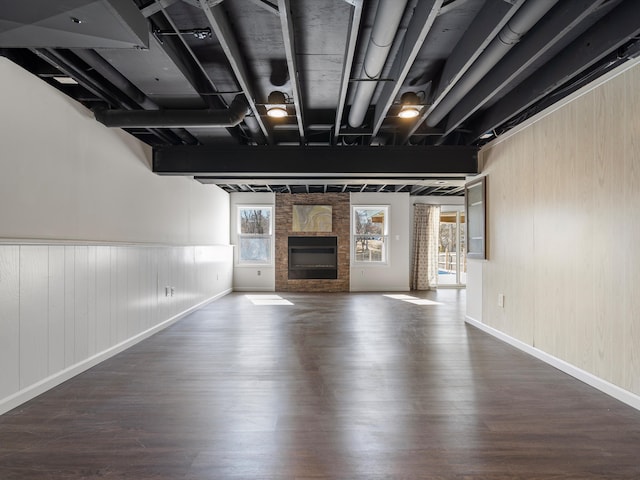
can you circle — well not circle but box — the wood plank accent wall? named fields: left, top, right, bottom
left=0, top=244, right=233, bottom=414
left=479, top=61, right=640, bottom=396
left=275, top=193, right=350, bottom=292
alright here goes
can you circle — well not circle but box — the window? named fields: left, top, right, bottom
left=353, top=206, right=389, bottom=263
left=238, top=206, right=272, bottom=264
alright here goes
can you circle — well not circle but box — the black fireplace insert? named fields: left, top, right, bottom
left=288, top=236, right=337, bottom=279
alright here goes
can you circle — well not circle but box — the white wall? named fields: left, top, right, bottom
left=350, top=192, right=410, bottom=291
left=229, top=192, right=276, bottom=291
left=466, top=56, right=640, bottom=407
left=0, top=58, right=229, bottom=245
left=0, top=58, right=233, bottom=414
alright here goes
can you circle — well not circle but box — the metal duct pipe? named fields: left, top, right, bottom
left=95, top=94, right=249, bottom=128
left=426, top=0, right=559, bottom=127
left=74, top=49, right=158, bottom=111
left=348, top=0, right=409, bottom=128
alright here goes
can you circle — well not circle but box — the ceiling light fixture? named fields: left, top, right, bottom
left=266, top=91, right=288, bottom=118
left=398, top=92, right=422, bottom=119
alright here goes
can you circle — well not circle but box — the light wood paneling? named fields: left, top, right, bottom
left=483, top=129, right=534, bottom=345
left=480, top=60, right=640, bottom=396
left=624, top=67, right=640, bottom=393
left=19, top=246, right=49, bottom=389
left=0, top=246, right=20, bottom=399
left=572, top=92, right=596, bottom=373
left=592, top=73, right=625, bottom=385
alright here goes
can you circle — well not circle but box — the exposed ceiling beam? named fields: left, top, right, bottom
left=431, top=0, right=526, bottom=104
left=245, top=0, right=279, bottom=16
left=333, top=0, right=364, bottom=143
left=197, top=0, right=273, bottom=143
left=196, top=177, right=465, bottom=186
left=141, top=0, right=180, bottom=18
left=153, top=145, right=478, bottom=175
left=370, top=0, right=443, bottom=139
left=149, top=8, right=223, bottom=110
left=440, top=0, right=606, bottom=141
left=277, top=0, right=305, bottom=143
left=437, top=0, right=474, bottom=17
left=468, top=0, right=640, bottom=142
left=401, top=0, right=525, bottom=142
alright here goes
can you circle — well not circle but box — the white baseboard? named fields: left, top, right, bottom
left=465, top=315, right=640, bottom=412
left=0, top=288, right=231, bottom=416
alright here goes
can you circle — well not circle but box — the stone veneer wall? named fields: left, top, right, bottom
left=275, top=193, right=350, bottom=292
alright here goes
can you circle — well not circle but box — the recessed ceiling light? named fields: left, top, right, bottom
left=70, top=17, right=83, bottom=24
left=52, top=76, right=78, bottom=85
left=266, top=91, right=288, bottom=118
left=434, top=180, right=447, bottom=185
left=267, top=107, right=287, bottom=118
left=398, top=92, right=422, bottom=119
left=398, top=106, right=420, bottom=118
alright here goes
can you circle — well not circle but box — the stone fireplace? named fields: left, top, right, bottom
left=275, top=193, right=350, bottom=292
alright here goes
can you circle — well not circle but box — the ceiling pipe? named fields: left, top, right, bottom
left=425, top=0, right=559, bottom=128
left=74, top=49, right=197, bottom=144
left=73, top=49, right=158, bottom=111
left=94, top=94, right=249, bottom=128
left=347, top=0, right=409, bottom=128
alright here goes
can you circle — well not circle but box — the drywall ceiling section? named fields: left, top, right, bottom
left=0, top=0, right=148, bottom=49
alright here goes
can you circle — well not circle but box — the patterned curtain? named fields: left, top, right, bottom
left=411, top=204, right=441, bottom=290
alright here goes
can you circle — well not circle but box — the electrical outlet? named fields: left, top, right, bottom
left=257, top=270, right=261, bottom=276
left=497, top=293, right=505, bottom=308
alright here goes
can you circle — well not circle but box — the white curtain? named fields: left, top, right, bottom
left=411, top=204, right=440, bottom=290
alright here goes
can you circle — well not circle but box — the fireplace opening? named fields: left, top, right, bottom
left=288, top=236, right=337, bottom=279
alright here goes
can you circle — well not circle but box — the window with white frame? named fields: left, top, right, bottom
left=237, top=206, right=272, bottom=264
left=353, top=206, right=389, bottom=263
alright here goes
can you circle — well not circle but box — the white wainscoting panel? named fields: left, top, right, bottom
left=48, top=246, right=66, bottom=374
left=19, top=246, right=49, bottom=389
left=0, top=246, right=20, bottom=399
left=0, top=244, right=233, bottom=415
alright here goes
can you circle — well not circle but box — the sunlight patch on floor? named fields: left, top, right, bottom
left=245, top=294, right=294, bottom=306
left=383, top=294, right=442, bottom=306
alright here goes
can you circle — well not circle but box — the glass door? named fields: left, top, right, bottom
left=438, top=207, right=466, bottom=286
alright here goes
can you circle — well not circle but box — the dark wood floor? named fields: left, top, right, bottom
left=1, top=290, right=640, bottom=479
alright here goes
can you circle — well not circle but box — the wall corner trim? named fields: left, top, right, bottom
left=465, top=316, right=640, bottom=412
left=0, top=289, right=232, bottom=416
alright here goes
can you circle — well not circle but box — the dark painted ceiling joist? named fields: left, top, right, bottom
left=333, top=0, right=364, bottom=143
left=370, top=0, right=443, bottom=138
left=277, top=0, right=305, bottom=143
left=441, top=0, right=607, bottom=141
left=402, top=0, right=526, bottom=142
left=197, top=0, right=273, bottom=143
left=468, top=0, right=640, bottom=142
left=153, top=146, right=478, bottom=176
